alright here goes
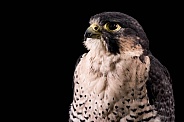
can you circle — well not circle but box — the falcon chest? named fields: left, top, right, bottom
left=72, top=50, right=151, bottom=121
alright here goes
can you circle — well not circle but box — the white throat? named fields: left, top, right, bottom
left=83, top=38, right=107, bottom=53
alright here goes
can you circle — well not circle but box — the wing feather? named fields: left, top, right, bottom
left=146, top=54, right=175, bottom=121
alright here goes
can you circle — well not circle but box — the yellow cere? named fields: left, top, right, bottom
left=90, top=24, right=101, bottom=32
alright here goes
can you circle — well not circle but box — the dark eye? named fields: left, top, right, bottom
left=104, top=22, right=121, bottom=31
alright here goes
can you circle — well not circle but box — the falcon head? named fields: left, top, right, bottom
left=84, top=12, right=149, bottom=55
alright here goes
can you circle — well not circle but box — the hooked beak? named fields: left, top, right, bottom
left=84, top=24, right=102, bottom=39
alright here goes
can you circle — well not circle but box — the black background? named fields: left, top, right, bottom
left=12, top=1, right=182, bottom=121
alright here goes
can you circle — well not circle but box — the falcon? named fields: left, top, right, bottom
left=69, top=11, right=175, bottom=122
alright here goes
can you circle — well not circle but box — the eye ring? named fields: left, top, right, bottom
left=104, top=22, right=121, bottom=32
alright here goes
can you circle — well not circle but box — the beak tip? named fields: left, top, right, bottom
left=84, top=31, right=91, bottom=38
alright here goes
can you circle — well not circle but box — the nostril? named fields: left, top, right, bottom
left=94, top=26, right=99, bottom=31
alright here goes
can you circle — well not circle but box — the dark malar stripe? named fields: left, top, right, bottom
left=102, top=33, right=120, bottom=55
